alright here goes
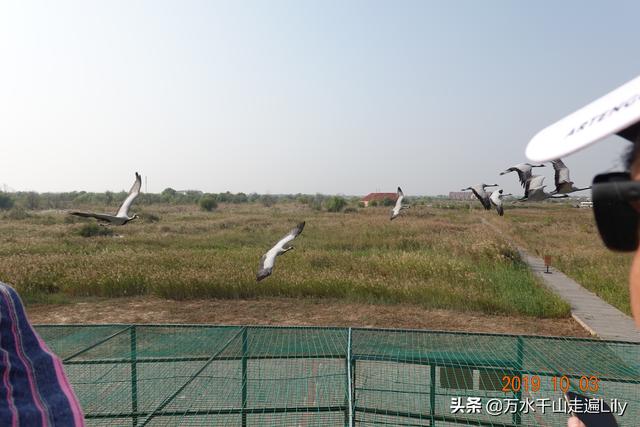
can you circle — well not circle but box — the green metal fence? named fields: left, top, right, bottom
left=36, top=325, right=639, bottom=426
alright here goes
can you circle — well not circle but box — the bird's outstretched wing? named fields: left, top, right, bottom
left=551, top=159, right=571, bottom=187
left=516, top=168, right=531, bottom=188
left=468, top=187, right=482, bottom=201
left=70, top=211, right=115, bottom=223
left=501, top=164, right=531, bottom=188
left=258, top=254, right=267, bottom=269
left=391, top=187, right=404, bottom=216
left=257, top=222, right=305, bottom=281
left=275, top=221, right=305, bottom=248
left=116, top=172, right=142, bottom=217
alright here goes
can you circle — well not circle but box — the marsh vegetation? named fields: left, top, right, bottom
left=0, top=200, right=572, bottom=318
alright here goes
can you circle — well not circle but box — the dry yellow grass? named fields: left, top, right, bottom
left=0, top=203, right=570, bottom=318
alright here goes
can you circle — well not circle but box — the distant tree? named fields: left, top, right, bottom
left=357, top=201, right=365, bottom=208
left=162, top=188, right=177, bottom=201
left=232, top=192, right=248, bottom=204
left=217, top=191, right=233, bottom=203
left=311, top=194, right=325, bottom=211
left=248, top=193, right=260, bottom=203
left=23, top=192, right=40, bottom=210
left=199, top=195, right=218, bottom=212
left=260, top=195, right=276, bottom=207
left=369, top=200, right=378, bottom=207
left=0, top=193, right=14, bottom=210
left=325, top=196, right=347, bottom=213
left=382, top=198, right=395, bottom=207
left=297, top=195, right=311, bottom=205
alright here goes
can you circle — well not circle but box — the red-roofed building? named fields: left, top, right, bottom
left=361, top=192, right=398, bottom=207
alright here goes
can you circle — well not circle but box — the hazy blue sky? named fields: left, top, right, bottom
left=1, top=0, right=639, bottom=196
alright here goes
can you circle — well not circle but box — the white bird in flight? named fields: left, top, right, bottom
left=70, top=172, right=142, bottom=225
left=257, top=222, right=305, bottom=282
left=489, top=189, right=511, bottom=216
left=520, top=175, right=567, bottom=202
left=500, top=163, right=545, bottom=188
left=390, top=187, right=407, bottom=220
left=550, top=159, right=591, bottom=194
left=461, top=183, right=498, bottom=210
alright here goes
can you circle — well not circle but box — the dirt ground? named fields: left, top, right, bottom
left=26, top=296, right=591, bottom=337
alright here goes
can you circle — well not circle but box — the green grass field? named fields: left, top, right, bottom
left=497, top=204, right=633, bottom=315
left=0, top=202, right=573, bottom=318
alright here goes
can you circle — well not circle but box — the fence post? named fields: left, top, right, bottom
left=130, top=326, right=138, bottom=427
left=241, top=327, right=248, bottom=427
left=514, top=336, right=524, bottom=426
left=346, top=328, right=354, bottom=427
left=430, top=364, right=436, bottom=426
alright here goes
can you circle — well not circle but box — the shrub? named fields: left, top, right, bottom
left=162, top=188, right=178, bottom=202
left=217, top=192, right=233, bottom=203
left=4, top=208, right=30, bottom=220
left=297, top=195, right=311, bottom=205
left=343, top=207, right=358, bottom=214
left=382, top=198, right=395, bottom=207
left=357, top=201, right=365, bottom=208
left=23, top=192, right=40, bottom=210
left=369, top=200, right=378, bottom=207
left=77, top=223, right=114, bottom=237
left=199, top=195, right=218, bottom=212
left=260, top=195, right=276, bottom=207
left=325, top=196, right=347, bottom=213
left=311, top=194, right=324, bottom=211
left=233, top=192, right=248, bottom=204
left=0, top=193, right=14, bottom=210
left=142, top=212, right=161, bottom=223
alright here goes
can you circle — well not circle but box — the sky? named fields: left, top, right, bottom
left=1, top=0, right=640, bottom=196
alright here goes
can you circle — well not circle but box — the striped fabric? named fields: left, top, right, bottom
left=0, top=283, right=84, bottom=426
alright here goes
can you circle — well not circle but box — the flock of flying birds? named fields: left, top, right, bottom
left=461, top=158, right=591, bottom=216
left=68, top=160, right=588, bottom=281
left=68, top=174, right=409, bottom=281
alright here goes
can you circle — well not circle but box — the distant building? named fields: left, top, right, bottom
left=448, top=191, right=475, bottom=201
left=361, top=192, right=398, bottom=207
left=177, top=190, right=203, bottom=196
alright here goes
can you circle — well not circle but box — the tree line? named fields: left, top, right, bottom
left=0, top=189, right=433, bottom=213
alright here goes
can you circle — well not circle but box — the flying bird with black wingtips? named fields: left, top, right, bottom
left=69, top=172, right=142, bottom=225
left=520, top=175, right=568, bottom=201
left=390, top=187, right=407, bottom=220
left=461, top=183, right=498, bottom=210
left=257, top=222, right=305, bottom=282
left=489, top=189, right=511, bottom=216
left=550, top=159, right=591, bottom=194
left=500, top=163, right=545, bottom=188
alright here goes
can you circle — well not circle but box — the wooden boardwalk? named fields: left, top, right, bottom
left=518, top=249, right=640, bottom=342
left=482, top=218, right=640, bottom=342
